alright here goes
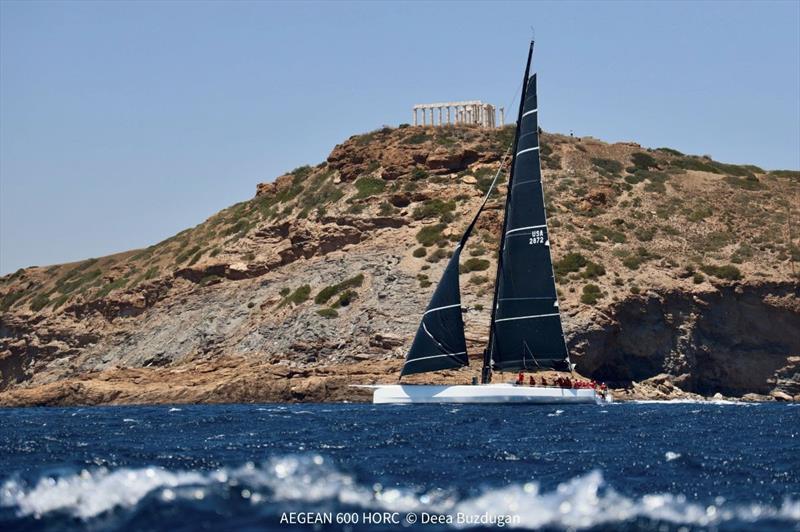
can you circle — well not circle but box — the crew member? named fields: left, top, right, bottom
left=516, top=371, right=524, bottom=386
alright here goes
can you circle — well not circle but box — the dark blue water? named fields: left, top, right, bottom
left=0, top=402, right=798, bottom=531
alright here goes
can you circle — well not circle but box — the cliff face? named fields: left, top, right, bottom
left=1, top=125, right=798, bottom=406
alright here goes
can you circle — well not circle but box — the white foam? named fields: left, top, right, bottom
left=629, top=399, right=751, bottom=406
left=665, top=451, right=681, bottom=462
left=1, top=467, right=208, bottom=519
left=2, top=456, right=798, bottom=528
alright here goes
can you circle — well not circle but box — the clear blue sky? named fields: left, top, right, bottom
left=1, top=1, right=798, bottom=274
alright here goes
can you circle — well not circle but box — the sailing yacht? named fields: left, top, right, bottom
left=370, top=42, right=611, bottom=405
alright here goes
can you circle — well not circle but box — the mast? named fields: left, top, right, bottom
left=482, top=40, right=535, bottom=384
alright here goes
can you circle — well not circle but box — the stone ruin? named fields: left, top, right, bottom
left=412, top=100, right=503, bottom=128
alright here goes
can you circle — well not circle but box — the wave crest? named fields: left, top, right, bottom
left=2, top=454, right=798, bottom=528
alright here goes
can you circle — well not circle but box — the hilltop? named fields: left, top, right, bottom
left=1, top=124, right=798, bottom=406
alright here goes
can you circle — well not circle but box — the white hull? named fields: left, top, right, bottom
left=368, top=384, right=610, bottom=405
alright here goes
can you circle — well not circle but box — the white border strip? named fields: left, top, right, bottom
left=495, top=313, right=560, bottom=323
left=423, top=303, right=462, bottom=316
left=505, top=224, right=546, bottom=236
left=522, top=108, right=538, bottom=118
left=404, top=352, right=467, bottom=365
left=516, top=146, right=540, bottom=157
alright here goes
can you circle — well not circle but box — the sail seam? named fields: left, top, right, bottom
left=494, top=357, right=566, bottom=365
left=499, top=297, right=554, bottom=301
left=511, top=179, right=540, bottom=189
left=516, top=146, right=540, bottom=156
left=522, top=108, right=538, bottom=117
left=403, top=352, right=467, bottom=366
left=423, top=303, right=462, bottom=316
left=495, top=313, right=560, bottom=323
left=505, top=224, right=546, bottom=235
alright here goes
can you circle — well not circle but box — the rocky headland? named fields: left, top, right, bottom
left=1, top=125, right=798, bottom=406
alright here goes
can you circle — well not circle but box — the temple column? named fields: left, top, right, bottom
left=500, top=107, right=505, bottom=127
left=446, top=106, right=451, bottom=124
left=422, top=108, right=427, bottom=126
left=438, top=107, right=442, bottom=126
left=413, top=109, right=417, bottom=126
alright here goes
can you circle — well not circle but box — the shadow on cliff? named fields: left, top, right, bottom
left=572, top=282, right=800, bottom=397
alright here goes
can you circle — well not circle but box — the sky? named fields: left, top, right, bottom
left=1, top=1, right=798, bottom=274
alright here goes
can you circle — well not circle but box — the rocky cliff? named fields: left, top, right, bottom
left=1, top=125, right=798, bottom=406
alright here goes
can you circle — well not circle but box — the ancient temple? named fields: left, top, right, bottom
left=412, top=101, right=503, bottom=128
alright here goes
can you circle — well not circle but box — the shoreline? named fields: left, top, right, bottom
left=0, top=356, right=794, bottom=408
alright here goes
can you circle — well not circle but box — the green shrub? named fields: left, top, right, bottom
left=692, top=272, right=705, bottom=284
left=143, top=266, right=159, bottom=280
left=688, top=206, right=713, bottom=222
left=30, top=294, right=50, bottom=312
left=554, top=253, right=587, bottom=276
left=95, top=277, right=129, bottom=299
left=405, top=133, right=430, bottom=145
left=656, top=147, right=684, bottom=156
left=412, top=247, right=427, bottom=258
left=378, top=201, right=397, bottom=216
left=412, top=199, right=456, bottom=222
left=622, top=255, right=643, bottom=270
left=731, top=244, right=754, bottom=264
left=671, top=157, right=720, bottom=174
left=354, top=177, right=385, bottom=199
left=591, top=158, right=623, bottom=176
left=330, top=289, right=357, bottom=307
left=411, top=167, right=429, bottom=180
left=591, top=226, right=627, bottom=244
left=316, top=308, right=339, bottom=318
left=50, top=293, right=70, bottom=309
left=581, top=284, right=602, bottom=305
left=630, top=285, right=641, bottom=294
left=460, top=258, right=490, bottom=273
left=769, top=170, right=800, bottom=180
left=188, top=249, right=205, bottom=266
left=314, top=274, right=365, bottom=304
left=702, top=231, right=732, bottom=252
left=644, top=181, right=667, bottom=194
left=470, top=275, right=489, bottom=285
left=701, top=264, right=742, bottom=281
left=416, top=224, right=445, bottom=247
left=469, top=245, right=487, bottom=257
left=631, top=152, right=658, bottom=170
left=282, top=285, right=311, bottom=306
left=176, top=245, right=201, bottom=264
left=724, top=175, right=765, bottom=191
left=582, top=261, right=606, bottom=279
left=279, top=287, right=291, bottom=297
left=625, top=173, right=646, bottom=185
left=576, top=236, right=599, bottom=251
left=426, top=248, right=449, bottom=263
left=634, top=227, right=656, bottom=242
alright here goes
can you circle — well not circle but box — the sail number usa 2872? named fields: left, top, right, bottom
left=529, top=229, right=545, bottom=245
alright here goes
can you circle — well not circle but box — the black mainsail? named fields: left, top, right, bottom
left=486, top=44, right=571, bottom=377
left=401, top=40, right=571, bottom=380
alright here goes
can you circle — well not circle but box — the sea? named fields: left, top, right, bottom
left=0, top=402, right=798, bottom=532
